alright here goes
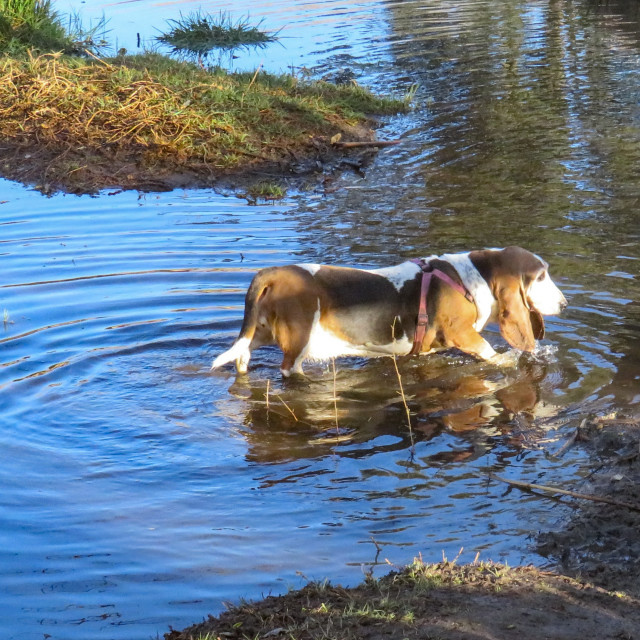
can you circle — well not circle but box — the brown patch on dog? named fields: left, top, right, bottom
left=314, top=266, right=410, bottom=346
left=416, top=276, right=489, bottom=357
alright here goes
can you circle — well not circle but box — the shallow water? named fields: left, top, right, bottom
left=3, top=0, right=640, bottom=638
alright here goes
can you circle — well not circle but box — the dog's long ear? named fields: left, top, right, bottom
left=529, top=307, right=545, bottom=341
left=496, top=277, right=540, bottom=352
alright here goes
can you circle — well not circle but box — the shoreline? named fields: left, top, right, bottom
left=0, top=52, right=403, bottom=196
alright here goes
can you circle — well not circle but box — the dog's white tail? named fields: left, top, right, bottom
left=211, top=336, right=251, bottom=371
left=211, top=270, right=275, bottom=373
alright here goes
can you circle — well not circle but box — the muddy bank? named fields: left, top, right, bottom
left=538, top=414, right=640, bottom=598
left=0, top=125, right=384, bottom=197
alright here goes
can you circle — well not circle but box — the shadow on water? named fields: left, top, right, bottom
left=2, top=1, right=640, bottom=639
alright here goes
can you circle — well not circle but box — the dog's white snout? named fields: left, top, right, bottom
left=528, top=272, right=566, bottom=316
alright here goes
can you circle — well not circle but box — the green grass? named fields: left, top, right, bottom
left=156, top=11, right=278, bottom=61
left=0, top=0, right=105, bottom=54
left=0, top=4, right=403, bottom=193
left=0, top=0, right=66, bottom=53
left=246, top=181, right=285, bottom=201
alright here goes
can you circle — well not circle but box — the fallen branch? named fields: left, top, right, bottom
left=331, top=140, right=401, bottom=148
left=489, top=472, right=640, bottom=512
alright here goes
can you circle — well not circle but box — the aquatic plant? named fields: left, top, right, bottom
left=156, top=11, right=278, bottom=62
left=246, top=181, right=285, bottom=202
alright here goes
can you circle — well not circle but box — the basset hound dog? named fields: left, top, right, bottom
left=212, top=246, right=567, bottom=377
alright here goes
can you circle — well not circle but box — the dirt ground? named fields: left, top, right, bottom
left=166, top=416, right=640, bottom=640
left=537, top=415, right=640, bottom=599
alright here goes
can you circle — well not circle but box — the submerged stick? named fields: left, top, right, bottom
left=390, top=317, right=414, bottom=453
left=331, top=358, right=339, bottom=436
left=272, top=393, right=298, bottom=422
left=553, top=418, right=586, bottom=458
left=489, top=473, right=640, bottom=512
left=391, top=353, right=414, bottom=451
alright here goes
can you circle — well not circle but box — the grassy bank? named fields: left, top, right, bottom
left=165, top=558, right=640, bottom=640
left=0, top=51, right=403, bottom=194
left=0, top=2, right=404, bottom=194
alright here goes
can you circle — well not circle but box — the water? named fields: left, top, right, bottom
left=3, top=0, right=640, bottom=638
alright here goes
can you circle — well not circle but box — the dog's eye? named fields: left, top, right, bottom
left=537, top=272, right=546, bottom=282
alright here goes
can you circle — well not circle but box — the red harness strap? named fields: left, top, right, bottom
left=409, top=258, right=474, bottom=356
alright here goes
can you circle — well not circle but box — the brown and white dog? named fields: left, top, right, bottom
left=212, top=246, right=566, bottom=377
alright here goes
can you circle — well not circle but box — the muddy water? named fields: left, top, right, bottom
left=3, top=1, right=640, bottom=638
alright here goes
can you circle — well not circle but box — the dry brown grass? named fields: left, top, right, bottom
left=0, top=51, right=403, bottom=193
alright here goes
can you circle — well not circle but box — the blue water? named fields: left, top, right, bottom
left=2, top=0, right=640, bottom=638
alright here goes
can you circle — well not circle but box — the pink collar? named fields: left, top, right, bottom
left=409, top=258, right=474, bottom=355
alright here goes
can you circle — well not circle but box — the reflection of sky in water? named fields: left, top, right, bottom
left=59, top=0, right=393, bottom=72
left=3, top=1, right=640, bottom=639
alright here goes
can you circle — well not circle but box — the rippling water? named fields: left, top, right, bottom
left=3, top=0, right=640, bottom=638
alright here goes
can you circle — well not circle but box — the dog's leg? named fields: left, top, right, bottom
left=274, top=299, right=317, bottom=377
left=448, top=327, right=498, bottom=361
left=448, top=327, right=520, bottom=367
left=281, top=349, right=308, bottom=377
left=489, top=350, right=520, bottom=367
left=236, top=345, right=251, bottom=374
left=279, top=326, right=312, bottom=377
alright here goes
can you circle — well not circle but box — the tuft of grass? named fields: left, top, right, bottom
left=156, top=11, right=278, bottom=61
left=246, top=181, right=285, bottom=202
left=0, top=0, right=66, bottom=53
left=166, top=559, right=637, bottom=640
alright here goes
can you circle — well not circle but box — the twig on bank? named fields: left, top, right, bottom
left=247, top=63, right=262, bottom=91
left=331, top=140, right=401, bottom=149
left=553, top=418, right=586, bottom=459
left=241, top=63, right=262, bottom=107
left=84, top=48, right=113, bottom=68
left=489, top=472, right=640, bottom=512
left=594, top=412, right=640, bottom=426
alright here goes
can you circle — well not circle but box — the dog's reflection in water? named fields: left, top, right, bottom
left=223, top=355, right=555, bottom=466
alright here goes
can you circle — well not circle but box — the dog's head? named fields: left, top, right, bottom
left=471, top=246, right=567, bottom=352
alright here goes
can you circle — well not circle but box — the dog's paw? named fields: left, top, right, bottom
left=490, top=350, right=521, bottom=368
